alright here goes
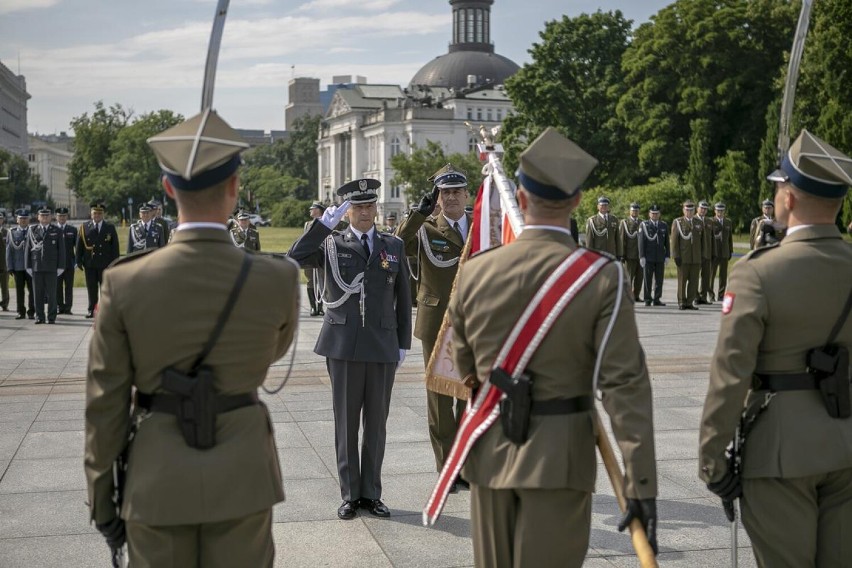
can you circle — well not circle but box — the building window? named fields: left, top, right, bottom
left=392, top=186, right=401, bottom=199
left=28, top=154, right=35, bottom=162
left=390, top=137, right=401, bottom=158
left=466, top=108, right=473, bottom=120
left=469, top=137, right=478, bottom=153
left=486, top=108, right=493, bottom=121
left=475, top=9, right=483, bottom=42
left=477, top=108, right=483, bottom=121
left=467, top=8, right=475, bottom=42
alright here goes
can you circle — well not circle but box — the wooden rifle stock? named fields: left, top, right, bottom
left=594, top=411, right=659, bottom=568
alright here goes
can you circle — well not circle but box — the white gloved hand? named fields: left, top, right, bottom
left=397, top=349, right=407, bottom=369
left=57, top=269, right=64, bottom=276
left=639, top=258, right=646, bottom=268
left=320, top=201, right=351, bottom=229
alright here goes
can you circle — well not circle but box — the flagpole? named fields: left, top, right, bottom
left=467, top=122, right=525, bottom=237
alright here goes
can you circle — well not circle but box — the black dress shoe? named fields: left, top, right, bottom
left=15, top=314, right=25, bottom=320
left=678, top=305, right=687, bottom=311
left=448, top=481, right=458, bottom=494
left=85, top=311, right=94, bottom=319
left=34, top=320, right=45, bottom=325
left=337, top=500, right=358, bottom=520
left=455, top=478, right=470, bottom=490
left=359, top=498, right=390, bottom=517
left=48, top=320, right=56, bottom=325
left=696, top=299, right=711, bottom=305
left=28, top=314, right=34, bottom=319
left=644, top=300, right=652, bottom=306
left=687, top=305, right=699, bottom=311
left=653, top=300, right=666, bottom=306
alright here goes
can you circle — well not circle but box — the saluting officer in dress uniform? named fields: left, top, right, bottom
left=6, top=211, right=35, bottom=319
left=85, top=109, right=299, bottom=567
left=618, top=202, right=643, bottom=302
left=127, top=203, right=166, bottom=254
left=76, top=203, right=120, bottom=318
left=699, top=129, right=852, bottom=568
left=638, top=204, right=669, bottom=306
left=304, top=202, right=325, bottom=316
left=709, top=202, right=733, bottom=301
left=749, top=199, right=775, bottom=250
left=695, top=201, right=714, bottom=303
left=449, top=128, right=657, bottom=567
left=230, top=211, right=260, bottom=251
left=288, top=179, right=411, bottom=521
left=25, top=208, right=65, bottom=324
left=671, top=201, right=703, bottom=310
left=584, top=196, right=619, bottom=254
left=55, top=208, right=77, bottom=315
left=396, top=163, right=471, bottom=491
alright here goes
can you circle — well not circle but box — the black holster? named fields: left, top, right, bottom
left=490, top=367, right=533, bottom=445
left=808, top=345, right=851, bottom=419
left=161, top=365, right=217, bottom=449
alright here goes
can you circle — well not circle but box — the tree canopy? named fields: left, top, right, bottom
left=0, top=149, right=48, bottom=212
left=389, top=140, right=483, bottom=204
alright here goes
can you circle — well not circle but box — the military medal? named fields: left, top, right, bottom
left=381, top=259, right=390, bottom=269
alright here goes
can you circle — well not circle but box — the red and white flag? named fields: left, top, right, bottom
left=469, top=174, right=518, bottom=256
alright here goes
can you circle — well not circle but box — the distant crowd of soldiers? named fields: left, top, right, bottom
left=582, top=197, right=784, bottom=310
left=0, top=199, right=259, bottom=323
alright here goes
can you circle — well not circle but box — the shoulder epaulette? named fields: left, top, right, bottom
left=743, top=242, right=780, bottom=260
left=469, top=244, right=502, bottom=258
left=108, top=247, right=157, bottom=268
left=582, top=246, right=617, bottom=262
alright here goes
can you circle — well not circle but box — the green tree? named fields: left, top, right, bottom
left=502, top=10, right=636, bottom=186
left=389, top=140, right=482, bottom=204
left=0, top=149, right=49, bottom=210
left=68, top=102, right=131, bottom=201
left=687, top=118, right=713, bottom=201
left=617, top=0, right=797, bottom=179
left=713, top=150, right=755, bottom=232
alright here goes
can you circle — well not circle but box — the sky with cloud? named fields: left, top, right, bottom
left=0, top=0, right=672, bottom=134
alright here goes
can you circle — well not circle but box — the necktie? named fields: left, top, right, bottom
left=360, top=233, right=370, bottom=257
left=454, top=221, right=465, bottom=243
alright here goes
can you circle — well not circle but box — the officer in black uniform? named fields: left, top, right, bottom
left=6, top=210, right=34, bottom=319
left=638, top=204, right=670, bottom=306
left=148, top=200, right=171, bottom=243
left=288, top=178, right=412, bottom=521
left=127, top=203, right=165, bottom=254
left=76, top=203, right=120, bottom=318
left=55, top=208, right=77, bottom=314
left=25, top=208, right=65, bottom=324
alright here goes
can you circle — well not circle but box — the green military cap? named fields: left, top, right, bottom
left=430, top=164, right=468, bottom=189
left=630, top=202, right=640, bottom=210
left=714, top=202, right=726, bottom=211
left=768, top=129, right=852, bottom=198
left=698, top=200, right=710, bottom=209
left=147, top=108, right=250, bottom=191
left=517, top=127, right=598, bottom=199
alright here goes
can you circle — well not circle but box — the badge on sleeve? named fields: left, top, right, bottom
left=722, top=292, right=735, bottom=314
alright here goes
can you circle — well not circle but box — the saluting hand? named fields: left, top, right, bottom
left=320, top=201, right=351, bottom=229
left=416, top=186, right=440, bottom=217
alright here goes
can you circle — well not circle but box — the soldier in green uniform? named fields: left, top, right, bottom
left=709, top=203, right=733, bottom=301
left=84, top=108, right=299, bottom=567
left=695, top=201, right=714, bottom=303
left=671, top=200, right=703, bottom=310
left=699, top=129, right=852, bottom=568
left=618, top=202, right=643, bottom=302
left=382, top=212, right=398, bottom=234
left=230, top=211, right=260, bottom=251
left=584, top=196, right=619, bottom=254
left=396, top=163, right=471, bottom=491
left=448, top=127, right=657, bottom=567
left=749, top=199, right=775, bottom=250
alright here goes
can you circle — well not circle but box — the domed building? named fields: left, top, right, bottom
left=313, top=1, right=520, bottom=221
left=410, top=0, right=520, bottom=91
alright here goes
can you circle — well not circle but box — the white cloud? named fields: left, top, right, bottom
left=0, top=0, right=61, bottom=16
left=298, top=0, right=400, bottom=12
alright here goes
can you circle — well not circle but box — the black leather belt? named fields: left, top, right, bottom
left=752, top=373, right=819, bottom=392
left=530, top=395, right=593, bottom=415
left=135, top=391, right=260, bottom=415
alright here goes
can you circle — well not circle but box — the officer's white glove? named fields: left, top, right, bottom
left=397, top=349, right=407, bottom=369
left=639, top=258, right=646, bottom=268
left=320, top=201, right=351, bottom=229
left=57, top=269, right=64, bottom=276
left=26, top=268, right=32, bottom=276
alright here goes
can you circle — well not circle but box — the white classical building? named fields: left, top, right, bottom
left=27, top=134, right=87, bottom=217
left=316, top=0, right=519, bottom=222
left=0, top=60, right=30, bottom=156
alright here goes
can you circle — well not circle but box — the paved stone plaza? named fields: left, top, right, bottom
left=0, top=283, right=755, bottom=567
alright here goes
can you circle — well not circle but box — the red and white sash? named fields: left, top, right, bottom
left=423, top=247, right=610, bottom=525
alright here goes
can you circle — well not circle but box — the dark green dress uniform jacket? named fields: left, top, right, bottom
left=85, top=228, right=299, bottom=525
left=699, top=225, right=852, bottom=482
left=449, top=229, right=657, bottom=497
left=396, top=211, right=471, bottom=343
